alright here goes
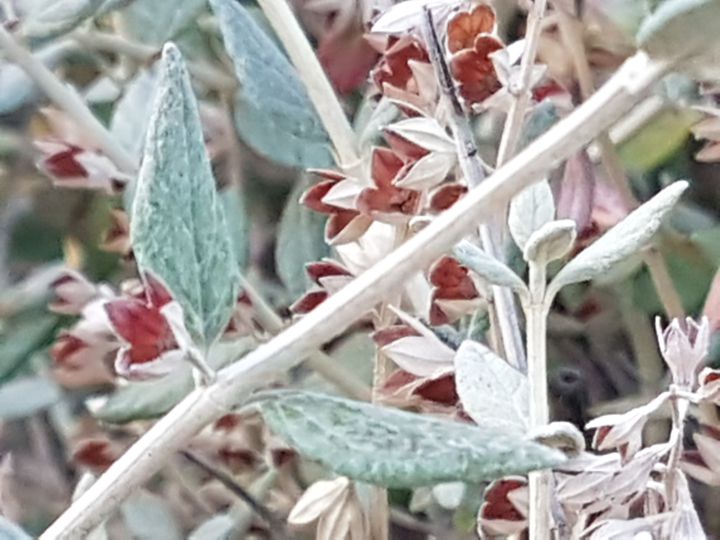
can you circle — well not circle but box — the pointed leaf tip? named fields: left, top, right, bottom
left=547, top=181, right=689, bottom=298
left=131, top=39, right=241, bottom=345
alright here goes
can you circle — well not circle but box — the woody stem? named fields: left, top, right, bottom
left=42, top=52, right=671, bottom=539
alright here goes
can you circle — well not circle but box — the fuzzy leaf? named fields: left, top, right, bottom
left=453, top=240, right=528, bottom=294
left=523, top=219, right=577, bottom=264
left=94, top=340, right=252, bottom=423
left=637, top=0, right=720, bottom=60
left=454, top=340, right=528, bottom=433
left=110, top=67, right=159, bottom=162
left=118, top=0, right=205, bottom=45
left=276, top=177, right=331, bottom=298
left=0, top=376, right=62, bottom=420
left=20, top=0, right=105, bottom=39
left=210, top=0, right=333, bottom=169
left=548, top=181, right=688, bottom=298
left=221, top=186, right=250, bottom=271
left=259, top=390, right=565, bottom=488
left=508, top=180, right=555, bottom=250
left=131, top=44, right=240, bottom=345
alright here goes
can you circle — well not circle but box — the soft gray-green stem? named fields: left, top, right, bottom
left=0, top=25, right=137, bottom=173
left=526, top=260, right=551, bottom=540
left=41, top=52, right=670, bottom=539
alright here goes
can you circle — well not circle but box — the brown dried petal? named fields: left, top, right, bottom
left=448, top=5, right=496, bottom=53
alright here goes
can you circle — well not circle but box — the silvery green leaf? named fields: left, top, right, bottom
left=110, top=67, right=158, bottom=162
left=0, top=376, right=62, bottom=420
left=220, top=186, right=249, bottom=271
left=523, top=219, right=577, bottom=264
left=637, top=0, right=720, bottom=61
left=432, top=482, right=466, bottom=510
left=276, top=176, right=330, bottom=298
left=508, top=180, right=555, bottom=250
left=0, top=517, right=32, bottom=540
left=188, top=515, right=234, bottom=540
left=118, top=0, right=205, bottom=45
left=94, top=339, right=253, bottom=423
left=121, top=491, right=182, bottom=540
left=258, top=390, right=564, bottom=487
left=0, top=314, right=57, bottom=382
left=453, top=240, right=528, bottom=295
left=454, top=340, right=528, bottom=433
left=131, top=44, right=240, bottom=345
left=96, top=0, right=135, bottom=16
left=548, top=181, right=688, bottom=298
left=210, top=0, right=333, bottom=169
left=20, top=0, right=104, bottom=39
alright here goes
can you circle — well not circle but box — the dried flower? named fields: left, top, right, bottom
left=428, top=256, right=482, bottom=325
left=586, top=392, right=670, bottom=460
left=290, top=260, right=354, bottom=315
left=35, top=140, right=130, bottom=194
left=692, top=106, right=720, bottom=162
left=302, top=170, right=372, bottom=245
left=655, top=317, right=710, bottom=388
left=447, top=5, right=503, bottom=106
left=356, top=147, right=421, bottom=221
left=49, top=271, right=103, bottom=315
left=288, top=477, right=368, bottom=540
left=477, top=476, right=528, bottom=537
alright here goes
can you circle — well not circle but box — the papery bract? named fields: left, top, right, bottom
left=427, top=256, right=481, bottom=325
left=655, top=317, right=709, bottom=388
left=36, top=140, right=129, bottom=194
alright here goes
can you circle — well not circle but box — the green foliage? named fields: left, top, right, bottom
left=131, top=44, right=240, bottom=346
left=258, top=390, right=565, bottom=488
left=209, top=0, right=333, bottom=169
left=120, top=492, right=182, bottom=540
left=21, top=0, right=105, bottom=39
left=0, top=376, right=61, bottom=420
left=94, top=339, right=253, bottom=423
left=637, top=0, right=720, bottom=58
left=548, top=181, right=688, bottom=298
left=117, top=0, right=206, bottom=45
left=220, top=186, right=250, bottom=272
left=618, top=108, right=701, bottom=173
left=275, top=176, right=330, bottom=298
left=0, top=313, right=58, bottom=382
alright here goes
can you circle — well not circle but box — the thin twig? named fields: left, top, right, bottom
left=239, top=275, right=372, bottom=401
left=180, top=451, right=286, bottom=534
left=421, top=7, right=527, bottom=371
left=556, top=13, right=686, bottom=321
left=644, top=247, right=685, bottom=320
left=0, top=25, right=137, bottom=173
left=41, top=51, right=670, bottom=539
left=72, top=30, right=237, bottom=92
left=254, top=0, right=359, bottom=167
left=180, top=450, right=289, bottom=539
left=495, top=0, right=549, bottom=166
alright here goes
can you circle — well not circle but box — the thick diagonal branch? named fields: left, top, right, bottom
left=42, top=51, right=669, bottom=539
